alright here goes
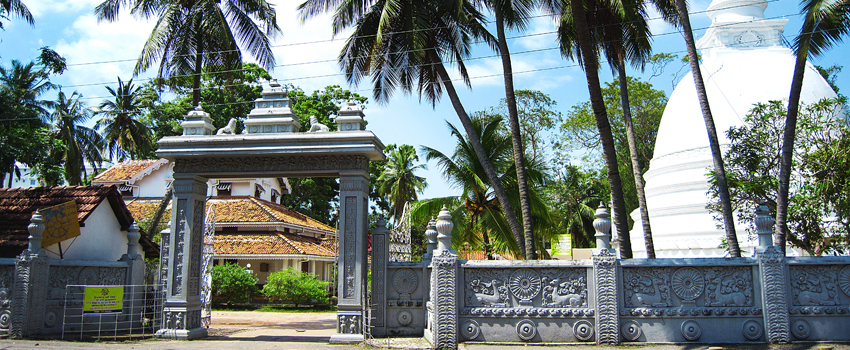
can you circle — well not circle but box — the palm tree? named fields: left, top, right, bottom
left=49, top=90, right=103, bottom=186
left=0, top=60, right=53, bottom=186
left=671, top=0, right=741, bottom=257
left=557, top=0, right=672, bottom=258
left=299, top=0, right=529, bottom=258
left=776, top=0, right=849, bottom=254
left=377, top=144, right=428, bottom=221
left=417, top=116, right=524, bottom=258
left=94, top=77, right=154, bottom=161
left=95, top=0, right=281, bottom=107
left=549, top=0, right=633, bottom=257
left=0, top=0, right=34, bottom=28
left=475, top=0, right=538, bottom=259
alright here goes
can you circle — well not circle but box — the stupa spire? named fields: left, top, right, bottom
left=696, top=0, right=788, bottom=57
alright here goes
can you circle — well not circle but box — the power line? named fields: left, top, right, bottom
left=53, top=10, right=803, bottom=101
left=62, top=0, right=785, bottom=68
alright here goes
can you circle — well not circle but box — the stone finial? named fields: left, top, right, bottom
left=424, top=218, right=438, bottom=260
left=244, top=79, right=301, bottom=133
left=127, top=221, right=141, bottom=258
left=336, top=100, right=367, bottom=131
left=27, top=210, right=44, bottom=254
left=435, top=206, right=454, bottom=253
left=371, top=218, right=390, bottom=236
left=755, top=201, right=774, bottom=250
left=181, top=105, right=216, bottom=136
left=593, top=202, right=612, bottom=250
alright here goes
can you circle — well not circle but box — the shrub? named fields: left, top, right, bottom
left=262, top=268, right=329, bottom=307
left=211, top=263, right=258, bottom=305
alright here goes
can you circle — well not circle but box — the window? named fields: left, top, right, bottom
left=216, top=183, right=232, bottom=197
left=260, top=263, right=269, bottom=272
left=271, top=189, right=280, bottom=204
left=30, top=179, right=36, bottom=185
left=301, top=261, right=309, bottom=273
left=254, top=184, right=265, bottom=198
left=119, top=184, right=133, bottom=197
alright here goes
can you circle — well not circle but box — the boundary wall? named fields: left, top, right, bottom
left=370, top=205, right=850, bottom=348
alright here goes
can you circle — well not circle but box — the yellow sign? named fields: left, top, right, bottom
left=83, top=286, right=124, bottom=314
left=551, top=234, right=572, bottom=256
left=41, top=201, right=81, bottom=248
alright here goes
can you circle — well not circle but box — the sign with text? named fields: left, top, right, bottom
left=551, top=234, right=573, bottom=257
left=83, top=286, right=123, bottom=314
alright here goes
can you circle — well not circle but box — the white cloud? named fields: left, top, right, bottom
left=265, top=0, right=352, bottom=93
left=25, top=0, right=103, bottom=18
left=514, top=16, right=558, bottom=51
left=53, top=13, right=155, bottom=101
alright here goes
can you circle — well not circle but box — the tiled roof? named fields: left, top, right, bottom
left=93, top=159, right=163, bottom=182
left=125, top=198, right=171, bottom=224
left=208, top=197, right=335, bottom=232
left=126, top=197, right=334, bottom=234
left=214, top=232, right=335, bottom=257
left=0, top=186, right=156, bottom=258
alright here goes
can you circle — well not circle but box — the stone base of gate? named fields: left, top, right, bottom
left=155, top=327, right=208, bottom=340
left=329, top=333, right=365, bottom=344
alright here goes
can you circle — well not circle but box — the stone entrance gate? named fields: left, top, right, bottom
left=154, top=81, right=384, bottom=343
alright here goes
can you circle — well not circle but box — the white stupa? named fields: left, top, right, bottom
left=627, top=0, right=837, bottom=258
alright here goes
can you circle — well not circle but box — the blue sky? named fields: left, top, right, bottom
left=1, top=0, right=848, bottom=200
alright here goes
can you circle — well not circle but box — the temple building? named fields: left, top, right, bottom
left=627, top=0, right=838, bottom=257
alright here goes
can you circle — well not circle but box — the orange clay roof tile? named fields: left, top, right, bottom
left=93, top=160, right=162, bottom=182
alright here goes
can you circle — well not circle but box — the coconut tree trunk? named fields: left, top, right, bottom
left=569, top=0, right=632, bottom=258
left=495, top=10, right=537, bottom=260
left=430, top=50, right=527, bottom=259
left=674, top=0, right=741, bottom=257
left=192, top=19, right=204, bottom=107
left=776, top=37, right=811, bottom=255
left=148, top=183, right=173, bottom=241
left=617, top=52, right=656, bottom=259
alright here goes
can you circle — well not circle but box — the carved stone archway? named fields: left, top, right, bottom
left=153, top=81, right=384, bottom=343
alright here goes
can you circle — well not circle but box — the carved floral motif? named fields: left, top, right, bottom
left=623, top=268, right=671, bottom=307
left=671, top=267, right=705, bottom=302
left=705, top=266, right=753, bottom=307
left=790, top=265, right=839, bottom=306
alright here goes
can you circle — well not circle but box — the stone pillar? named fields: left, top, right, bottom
left=155, top=173, right=208, bottom=339
left=422, top=218, right=437, bottom=262
left=755, top=202, right=774, bottom=252
left=331, top=171, right=370, bottom=344
left=427, top=207, right=457, bottom=349
left=593, top=203, right=612, bottom=252
left=592, top=250, right=619, bottom=344
left=120, top=222, right=145, bottom=329
left=10, top=211, right=50, bottom=338
left=370, top=219, right=389, bottom=337
left=758, top=246, right=789, bottom=343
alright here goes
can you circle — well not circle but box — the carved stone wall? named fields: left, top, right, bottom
left=428, top=251, right=457, bottom=349
left=384, top=263, right=426, bottom=337
left=785, top=257, right=850, bottom=342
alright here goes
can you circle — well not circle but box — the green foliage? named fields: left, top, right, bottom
left=708, top=97, right=850, bottom=255
left=479, top=90, right=562, bottom=163
left=815, top=64, right=842, bottom=95
left=377, top=144, right=427, bottom=221
left=288, top=85, right=368, bottom=132
left=416, top=116, right=553, bottom=258
left=262, top=268, right=329, bottom=307
left=211, top=263, right=258, bottom=305
left=542, top=165, right=608, bottom=248
left=557, top=77, right=666, bottom=229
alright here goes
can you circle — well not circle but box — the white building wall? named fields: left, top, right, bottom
left=135, top=163, right=173, bottom=198
left=43, top=201, right=128, bottom=261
